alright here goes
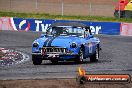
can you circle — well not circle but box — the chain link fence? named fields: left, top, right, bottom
left=0, top=0, right=118, bottom=17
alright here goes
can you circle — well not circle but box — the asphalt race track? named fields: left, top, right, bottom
left=0, top=30, right=132, bottom=80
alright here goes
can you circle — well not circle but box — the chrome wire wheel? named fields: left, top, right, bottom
left=90, top=47, right=99, bottom=62
left=96, top=48, right=99, bottom=60
left=79, top=48, right=83, bottom=62
left=75, top=48, right=84, bottom=64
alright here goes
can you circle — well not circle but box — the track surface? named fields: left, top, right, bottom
left=0, top=30, right=132, bottom=80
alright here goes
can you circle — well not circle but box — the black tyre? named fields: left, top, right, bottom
left=32, top=55, right=42, bottom=65
left=50, top=59, right=58, bottom=64
left=90, top=47, right=99, bottom=62
left=76, top=76, right=86, bottom=85
left=75, top=48, right=84, bottom=64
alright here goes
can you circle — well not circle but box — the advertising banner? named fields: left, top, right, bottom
left=81, top=21, right=120, bottom=35
left=10, top=17, right=121, bottom=35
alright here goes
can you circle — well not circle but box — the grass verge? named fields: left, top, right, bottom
left=0, top=11, right=132, bottom=23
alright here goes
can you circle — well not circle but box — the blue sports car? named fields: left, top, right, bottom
left=32, top=22, right=101, bottom=65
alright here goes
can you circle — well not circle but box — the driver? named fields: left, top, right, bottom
left=84, top=27, right=89, bottom=38
left=52, top=27, right=63, bottom=36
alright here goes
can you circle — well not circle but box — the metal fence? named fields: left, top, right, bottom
left=0, top=0, right=118, bottom=17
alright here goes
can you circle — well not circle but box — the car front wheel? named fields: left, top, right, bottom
left=32, top=55, right=42, bottom=65
left=75, top=48, right=84, bottom=64
left=50, top=59, right=58, bottom=64
left=90, top=47, right=99, bottom=62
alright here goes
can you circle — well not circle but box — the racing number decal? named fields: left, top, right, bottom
left=89, top=43, right=92, bottom=53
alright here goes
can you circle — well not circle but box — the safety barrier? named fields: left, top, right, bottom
left=120, top=23, right=132, bottom=36
left=0, top=17, right=132, bottom=36
left=0, top=17, right=14, bottom=31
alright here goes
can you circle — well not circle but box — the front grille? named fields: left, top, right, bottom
left=42, top=47, right=67, bottom=53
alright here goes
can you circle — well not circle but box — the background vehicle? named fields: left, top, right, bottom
left=114, top=0, right=132, bottom=18
left=32, top=22, right=101, bottom=65
left=114, top=0, right=128, bottom=18
left=124, top=0, right=132, bottom=18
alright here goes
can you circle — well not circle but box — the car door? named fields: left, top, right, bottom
left=84, top=36, right=95, bottom=57
left=88, top=36, right=96, bottom=55
left=83, top=28, right=96, bottom=58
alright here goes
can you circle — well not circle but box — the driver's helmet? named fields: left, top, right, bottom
left=52, top=27, right=63, bottom=36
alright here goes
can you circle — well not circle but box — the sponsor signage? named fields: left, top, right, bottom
left=77, top=67, right=131, bottom=84
left=10, top=17, right=120, bottom=35
left=84, top=74, right=130, bottom=83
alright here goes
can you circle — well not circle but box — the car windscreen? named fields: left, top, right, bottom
left=46, top=26, right=85, bottom=37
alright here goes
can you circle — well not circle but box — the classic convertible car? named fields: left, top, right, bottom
left=32, top=22, right=101, bottom=65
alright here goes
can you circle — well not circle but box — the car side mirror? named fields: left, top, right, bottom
left=86, top=34, right=93, bottom=39
left=89, top=35, right=93, bottom=38
left=40, top=34, right=45, bottom=38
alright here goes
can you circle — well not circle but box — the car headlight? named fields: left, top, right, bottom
left=33, top=42, right=39, bottom=47
left=71, top=42, right=77, bottom=48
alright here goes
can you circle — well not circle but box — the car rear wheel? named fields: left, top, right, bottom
left=90, top=47, right=99, bottom=62
left=75, top=48, right=84, bottom=64
left=32, top=55, right=42, bottom=65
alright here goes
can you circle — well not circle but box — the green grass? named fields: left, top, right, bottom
left=0, top=11, right=132, bottom=23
